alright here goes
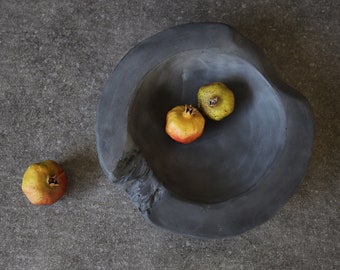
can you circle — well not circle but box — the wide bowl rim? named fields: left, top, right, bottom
left=96, top=22, right=314, bottom=238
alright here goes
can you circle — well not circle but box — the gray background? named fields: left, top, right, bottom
left=1, top=0, right=339, bottom=269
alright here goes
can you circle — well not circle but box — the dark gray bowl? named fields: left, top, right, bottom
left=96, top=23, right=314, bottom=238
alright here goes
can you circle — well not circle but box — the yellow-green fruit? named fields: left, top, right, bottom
left=197, top=82, right=235, bottom=121
left=22, top=160, right=67, bottom=205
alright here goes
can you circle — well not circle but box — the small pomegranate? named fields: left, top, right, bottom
left=165, top=104, right=205, bottom=144
left=198, top=81, right=235, bottom=121
left=22, top=160, right=67, bottom=205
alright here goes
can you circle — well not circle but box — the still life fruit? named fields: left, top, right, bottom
left=197, top=81, right=235, bottom=121
left=165, top=82, right=235, bottom=144
left=21, top=160, right=67, bottom=205
left=165, top=104, right=205, bottom=144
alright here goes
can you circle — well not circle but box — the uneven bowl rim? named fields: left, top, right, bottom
left=96, top=22, right=314, bottom=238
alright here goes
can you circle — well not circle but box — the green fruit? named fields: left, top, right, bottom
left=197, top=82, right=235, bottom=121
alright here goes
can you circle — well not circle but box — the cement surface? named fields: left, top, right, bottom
left=1, top=1, right=339, bottom=269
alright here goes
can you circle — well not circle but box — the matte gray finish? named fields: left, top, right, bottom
left=96, top=23, right=314, bottom=238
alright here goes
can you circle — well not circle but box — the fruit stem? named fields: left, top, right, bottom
left=48, top=177, right=59, bottom=185
left=183, top=104, right=195, bottom=118
left=209, top=96, right=218, bottom=107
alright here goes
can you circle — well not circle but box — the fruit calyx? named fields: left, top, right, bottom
left=183, top=104, right=195, bottom=118
left=209, top=96, right=218, bottom=107
left=48, top=176, right=59, bottom=187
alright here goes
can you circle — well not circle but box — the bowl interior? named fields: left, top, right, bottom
left=128, top=50, right=286, bottom=204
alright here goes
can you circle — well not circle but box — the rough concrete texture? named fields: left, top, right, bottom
left=0, top=0, right=339, bottom=269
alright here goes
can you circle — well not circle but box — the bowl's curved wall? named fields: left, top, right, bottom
left=129, top=51, right=286, bottom=203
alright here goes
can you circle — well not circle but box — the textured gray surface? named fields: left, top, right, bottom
left=0, top=0, right=339, bottom=269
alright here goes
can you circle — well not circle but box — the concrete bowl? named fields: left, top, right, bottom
left=96, top=23, right=314, bottom=238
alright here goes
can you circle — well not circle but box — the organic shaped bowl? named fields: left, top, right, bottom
left=96, top=23, right=314, bottom=238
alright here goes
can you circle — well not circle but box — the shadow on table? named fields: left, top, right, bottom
left=61, top=144, right=102, bottom=196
